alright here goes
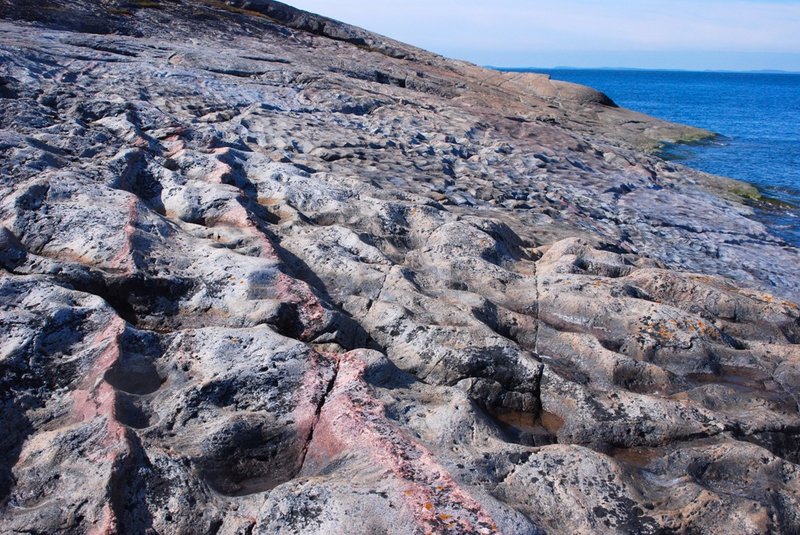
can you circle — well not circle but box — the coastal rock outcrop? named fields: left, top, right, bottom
left=1, top=1, right=799, bottom=533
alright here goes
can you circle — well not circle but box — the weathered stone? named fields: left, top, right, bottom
left=1, top=1, right=799, bottom=533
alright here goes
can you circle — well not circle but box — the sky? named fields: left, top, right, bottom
left=286, top=0, right=800, bottom=71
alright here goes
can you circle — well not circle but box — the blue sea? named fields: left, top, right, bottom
left=506, top=68, right=800, bottom=246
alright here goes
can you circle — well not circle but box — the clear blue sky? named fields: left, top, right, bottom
left=286, top=0, right=800, bottom=71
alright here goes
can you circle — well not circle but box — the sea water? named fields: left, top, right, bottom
left=504, top=68, right=800, bottom=246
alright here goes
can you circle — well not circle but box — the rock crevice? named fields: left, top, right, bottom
left=1, top=1, right=799, bottom=533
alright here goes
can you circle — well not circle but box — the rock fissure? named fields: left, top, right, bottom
left=2, top=2, right=800, bottom=533
left=297, top=354, right=340, bottom=473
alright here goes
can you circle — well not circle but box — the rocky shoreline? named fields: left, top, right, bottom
left=1, top=1, right=800, bottom=533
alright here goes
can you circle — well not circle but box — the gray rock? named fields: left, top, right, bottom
left=1, top=1, right=799, bottom=534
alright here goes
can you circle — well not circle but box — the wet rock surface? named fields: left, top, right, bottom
left=1, top=1, right=799, bottom=533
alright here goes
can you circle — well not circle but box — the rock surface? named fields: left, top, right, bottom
left=1, top=1, right=799, bottom=533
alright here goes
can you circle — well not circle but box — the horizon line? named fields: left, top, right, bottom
left=489, top=65, right=800, bottom=75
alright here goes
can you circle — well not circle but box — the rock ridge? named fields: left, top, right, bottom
left=1, top=1, right=799, bottom=533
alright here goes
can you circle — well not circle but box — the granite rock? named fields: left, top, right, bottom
left=1, top=1, right=799, bottom=533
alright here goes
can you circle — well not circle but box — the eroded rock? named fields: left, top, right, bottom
left=1, top=1, right=799, bottom=533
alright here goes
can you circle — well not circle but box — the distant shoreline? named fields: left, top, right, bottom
left=491, top=66, right=800, bottom=75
